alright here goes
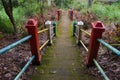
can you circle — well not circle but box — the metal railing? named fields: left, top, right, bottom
left=14, top=55, right=35, bottom=80
left=0, top=19, right=57, bottom=80
left=73, top=21, right=120, bottom=80
left=0, top=35, right=32, bottom=55
left=0, top=35, right=34, bottom=80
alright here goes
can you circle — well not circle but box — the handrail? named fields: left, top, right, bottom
left=0, top=19, right=56, bottom=80
left=38, top=28, right=49, bottom=34
left=73, top=25, right=109, bottom=79
left=111, top=44, right=120, bottom=46
left=80, top=29, right=91, bottom=36
left=51, top=34, right=55, bottom=39
left=0, top=35, right=32, bottom=55
left=80, top=40, right=88, bottom=52
left=39, top=40, right=49, bottom=50
left=93, top=59, right=110, bottom=80
left=0, top=35, right=34, bottom=80
left=78, top=39, right=109, bottom=80
left=74, top=33, right=78, bottom=39
left=73, top=21, right=113, bottom=79
left=74, top=25, right=91, bottom=36
left=14, top=55, right=35, bottom=80
left=98, top=39, right=120, bottom=56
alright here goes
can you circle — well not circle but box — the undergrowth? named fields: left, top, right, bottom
left=0, top=10, right=13, bottom=33
left=0, top=1, right=50, bottom=33
left=73, top=1, right=120, bottom=23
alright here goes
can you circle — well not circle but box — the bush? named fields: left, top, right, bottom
left=72, top=1, right=120, bottom=22
left=0, top=9, right=13, bottom=33
left=0, top=1, right=44, bottom=33
left=90, top=3, right=120, bottom=22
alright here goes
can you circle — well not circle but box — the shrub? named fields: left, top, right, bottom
left=0, top=9, right=13, bottom=33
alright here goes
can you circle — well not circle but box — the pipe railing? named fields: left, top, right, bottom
left=0, top=35, right=33, bottom=80
left=39, top=40, right=49, bottom=50
left=0, top=35, right=32, bottom=55
left=93, top=59, right=109, bottom=80
left=98, top=39, right=120, bottom=56
left=80, top=29, right=91, bottom=36
left=80, top=40, right=88, bottom=52
left=72, top=21, right=120, bottom=80
left=14, top=56, right=35, bottom=80
left=38, top=28, right=49, bottom=34
left=0, top=19, right=57, bottom=80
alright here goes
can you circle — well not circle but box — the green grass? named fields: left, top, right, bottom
left=0, top=34, right=4, bottom=39
left=0, top=2, right=49, bottom=33
left=0, top=9, right=13, bottom=33
left=72, top=1, right=120, bottom=22
left=90, top=2, right=120, bottom=22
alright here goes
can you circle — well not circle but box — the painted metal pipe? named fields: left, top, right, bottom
left=93, top=59, right=109, bottom=80
left=80, top=40, right=88, bottom=52
left=80, top=29, right=91, bottom=36
left=98, top=39, right=120, bottom=56
left=52, top=21, right=57, bottom=36
left=73, top=21, right=77, bottom=36
left=38, top=28, right=49, bottom=34
left=0, top=35, right=32, bottom=55
left=74, top=33, right=78, bottom=39
left=14, top=55, right=35, bottom=80
left=39, top=40, right=49, bottom=50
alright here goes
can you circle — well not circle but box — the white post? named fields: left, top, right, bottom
left=45, top=20, right=52, bottom=45
left=48, top=0, right=51, bottom=6
left=77, top=21, right=84, bottom=45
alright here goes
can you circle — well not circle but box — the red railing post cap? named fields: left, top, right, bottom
left=26, top=19, right=38, bottom=27
left=91, top=21, right=105, bottom=31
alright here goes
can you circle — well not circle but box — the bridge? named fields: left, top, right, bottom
left=0, top=10, right=120, bottom=80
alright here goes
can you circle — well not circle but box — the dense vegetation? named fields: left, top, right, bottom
left=72, top=0, right=120, bottom=22
left=0, top=0, right=50, bottom=33
left=0, top=0, right=120, bottom=33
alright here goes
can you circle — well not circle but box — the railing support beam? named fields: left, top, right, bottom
left=73, top=21, right=77, bottom=36
left=98, top=39, right=120, bottom=56
left=57, top=10, right=61, bottom=20
left=26, top=19, right=41, bottom=65
left=52, top=21, right=57, bottom=36
left=86, top=21, right=105, bottom=66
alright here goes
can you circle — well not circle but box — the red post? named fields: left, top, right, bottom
left=70, top=10, right=73, bottom=20
left=0, top=32, right=2, bottom=34
left=86, top=21, right=105, bottom=66
left=57, top=10, right=61, bottom=20
left=25, top=19, right=41, bottom=65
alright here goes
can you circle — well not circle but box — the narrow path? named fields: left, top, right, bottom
left=31, top=11, right=98, bottom=80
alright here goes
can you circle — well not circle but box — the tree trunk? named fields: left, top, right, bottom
left=88, top=0, right=92, bottom=8
left=1, top=0, right=17, bottom=33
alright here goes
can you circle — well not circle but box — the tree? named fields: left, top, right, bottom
left=88, top=0, right=92, bottom=7
left=54, top=0, right=72, bottom=8
left=1, top=0, right=17, bottom=33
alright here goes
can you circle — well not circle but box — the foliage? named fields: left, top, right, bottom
left=73, top=0, right=120, bottom=22
left=90, top=2, right=120, bottom=22
left=55, top=0, right=73, bottom=8
left=72, top=0, right=87, bottom=11
left=0, top=9, right=13, bottom=33
left=0, top=0, right=49, bottom=33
